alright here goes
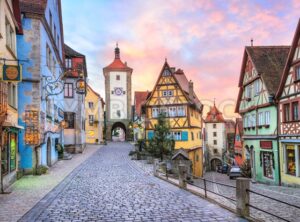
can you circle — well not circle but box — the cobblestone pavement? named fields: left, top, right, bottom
left=20, top=142, right=246, bottom=222
left=193, top=172, right=300, bottom=222
left=0, top=145, right=99, bottom=222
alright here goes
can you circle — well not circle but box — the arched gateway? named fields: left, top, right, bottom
left=103, top=44, right=133, bottom=141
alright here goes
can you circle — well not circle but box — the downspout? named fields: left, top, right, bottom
left=276, top=99, right=281, bottom=186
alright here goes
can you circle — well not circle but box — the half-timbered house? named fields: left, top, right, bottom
left=276, top=19, right=300, bottom=187
left=235, top=46, right=290, bottom=185
left=144, top=61, right=203, bottom=177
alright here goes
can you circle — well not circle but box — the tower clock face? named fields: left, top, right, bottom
left=114, top=87, right=123, bottom=96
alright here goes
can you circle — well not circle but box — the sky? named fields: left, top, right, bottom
left=61, top=0, right=300, bottom=119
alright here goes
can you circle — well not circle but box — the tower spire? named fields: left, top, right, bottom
left=115, top=42, right=120, bottom=59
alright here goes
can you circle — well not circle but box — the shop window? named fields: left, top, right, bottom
left=0, top=131, right=17, bottom=175
left=262, top=152, right=274, bottom=179
left=1, top=131, right=9, bottom=175
left=286, top=145, right=296, bottom=176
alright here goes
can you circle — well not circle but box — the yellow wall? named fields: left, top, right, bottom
left=145, top=72, right=203, bottom=177
left=85, top=87, right=103, bottom=144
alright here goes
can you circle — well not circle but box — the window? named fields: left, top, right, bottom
left=152, top=108, right=159, bottom=118
left=213, top=124, right=216, bottom=129
left=160, top=107, right=168, bottom=117
left=292, top=102, right=299, bottom=121
left=89, top=115, right=94, bottom=126
left=173, top=132, right=181, bottom=141
left=265, top=111, right=271, bottom=125
left=54, top=105, right=58, bottom=121
left=251, top=114, right=256, bottom=127
left=254, top=80, right=260, bottom=95
left=1, top=131, right=17, bottom=175
left=296, top=66, right=300, bottom=81
left=258, top=112, right=264, bottom=126
left=169, top=107, right=177, bottom=117
left=284, top=104, right=290, bottom=122
left=64, top=83, right=73, bottom=98
left=88, top=102, right=94, bottom=109
left=163, top=69, right=171, bottom=76
left=64, top=112, right=75, bottom=129
left=116, top=75, right=120, bottom=80
left=191, top=132, right=194, bottom=141
left=46, top=99, right=52, bottom=117
left=213, top=140, right=217, bottom=145
left=46, top=44, right=52, bottom=69
left=8, top=83, right=17, bottom=108
left=162, top=90, right=173, bottom=97
left=177, top=106, right=185, bottom=116
left=213, top=132, right=217, bottom=137
left=54, top=25, right=56, bottom=41
left=65, top=58, right=72, bottom=69
left=246, top=84, right=252, bottom=98
left=243, top=116, right=247, bottom=127
left=262, top=152, right=274, bottom=179
left=286, top=145, right=296, bottom=176
left=236, top=135, right=240, bottom=141
left=5, top=18, right=15, bottom=53
left=49, top=10, right=52, bottom=31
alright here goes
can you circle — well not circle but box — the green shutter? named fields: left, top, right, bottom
left=181, top=131, right=188, bottom=141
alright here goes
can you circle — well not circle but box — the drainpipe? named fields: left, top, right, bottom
left=276, top=101, right=281, bottom=186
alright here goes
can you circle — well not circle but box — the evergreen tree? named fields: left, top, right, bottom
left=146, top=113, right=175, bottom=160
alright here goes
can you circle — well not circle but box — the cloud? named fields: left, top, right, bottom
left=61, top=0, right=300, bottom=118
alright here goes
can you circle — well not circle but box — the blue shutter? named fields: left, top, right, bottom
left=181, top=131, right=188, bottom=141
left=148, top=131, right=154, bottom=140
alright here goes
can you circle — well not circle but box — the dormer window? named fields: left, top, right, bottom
left=162, top=69, right=171, bottom=76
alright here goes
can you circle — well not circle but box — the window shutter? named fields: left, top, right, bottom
left=148, top=131, right=154, bottom=140
left=181, top=131, right=188, bottom=141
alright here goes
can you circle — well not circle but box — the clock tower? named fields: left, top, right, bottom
left=103, top=44, right=133, bottom=141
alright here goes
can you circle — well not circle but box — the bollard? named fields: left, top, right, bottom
left=236, top=178, right=250, bottom=218
left=178, top=164, right=187, bottom=189
left=153, top=159, right=159, bottom=176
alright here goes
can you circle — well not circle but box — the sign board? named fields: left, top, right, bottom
left=25, top=110, right=40, bottom=145
left=2, top=64, right=22, bottom=82
left=58, top=108, right=64, bottom=118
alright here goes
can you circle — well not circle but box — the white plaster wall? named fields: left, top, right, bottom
left=205, top=122, right=226, bottom=154
left=109, top=71, right=127, bottom=119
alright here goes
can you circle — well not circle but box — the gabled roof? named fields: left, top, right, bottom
left=205, top=103, right=225, bottom=123
left=64, top=44, right=84, bottom=57
left=171, top=148, right=189, bottom=160
left=87, top=84, right=105, bottom=105
left=235, top=45, right=290, bottom=113
left=276, top=19, right=300, bottom=99
left=134, top=91, right=150, bottom=117
left=145, top=60, right=202, bottom=110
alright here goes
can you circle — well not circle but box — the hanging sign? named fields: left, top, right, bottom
left=58, top=108, right=64, bottom=118
left=2, top=64, right=22, bottom=82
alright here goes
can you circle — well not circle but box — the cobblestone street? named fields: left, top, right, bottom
left=19, top=142, right=245, bottom=222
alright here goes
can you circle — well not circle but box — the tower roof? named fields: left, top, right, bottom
left=103, top=44, right=132, bottom=71
left=205, top=103, right=225, bottom=123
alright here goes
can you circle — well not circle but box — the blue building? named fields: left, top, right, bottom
left=17, top=0, right=65, bottom=173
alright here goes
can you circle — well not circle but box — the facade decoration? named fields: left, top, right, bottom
left=85, top=84, right=105, bottom=144
left=103, top=44, right=133, bottom=141
left=144, top=61, right=203, bottom=177
left=235, top=45, right=290, bottom=185
left=276, top=19, right=300, bottom=187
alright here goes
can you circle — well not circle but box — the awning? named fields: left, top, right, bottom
left=2, top=121, right=24, bottom=130
left=280, top=139, right=300, bottom=143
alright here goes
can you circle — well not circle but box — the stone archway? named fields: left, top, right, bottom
left=210, top=158, right=222, bottom=171
left=111, top=122, right=127, bottom=142
left=47, top=137, right=51, bottom=167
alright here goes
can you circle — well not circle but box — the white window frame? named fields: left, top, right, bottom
left=169, top=107, right=177, bottom=117
left=152, top=108, right=159, bottom=118
left=173, top=131, right=182, bottom=141
left=65, top=58, right=72, bottom=69
left=265, top=111, right=270, bottom=125
left=258, top=112, right=264, bottom=126
left=8, top=83, right=17, bottom=108
left=160, top=107, right=168, bottom=116
left=254, top=80, right=260, bottom=95
left=177, top=106, right=185, bottom=116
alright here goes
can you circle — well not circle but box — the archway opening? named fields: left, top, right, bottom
left=111, top=122, right=126, bottom=142
left=210, top=158, right=222, bottom=171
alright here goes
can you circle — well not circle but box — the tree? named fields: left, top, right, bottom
left=145, top=113, right=175, bottom=160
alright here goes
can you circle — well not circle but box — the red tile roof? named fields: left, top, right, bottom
left=103, top=45, right=132, bottom=71
left=134, top=91, right=150, bottom=117
left=205, top=104, right=225, bottom=123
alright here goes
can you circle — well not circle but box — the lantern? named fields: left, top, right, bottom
left=76, top=78, right=86, bottom=94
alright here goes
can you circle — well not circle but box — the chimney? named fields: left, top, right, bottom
left=189, top=80, right=194, bottom=101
